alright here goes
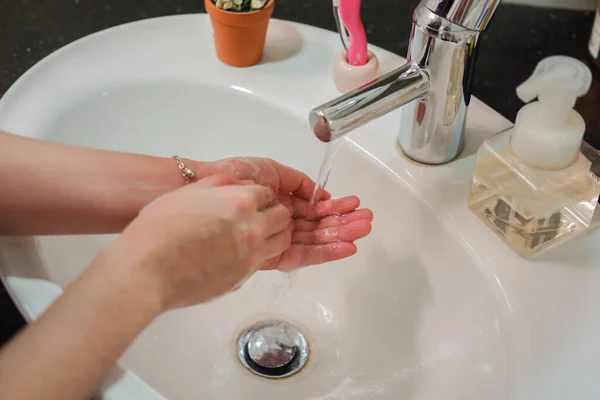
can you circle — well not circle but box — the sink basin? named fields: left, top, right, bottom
left=1, top=14, right=599, bottom=400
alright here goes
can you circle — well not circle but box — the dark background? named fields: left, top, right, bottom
left=0, top=0, right=599, bottom=346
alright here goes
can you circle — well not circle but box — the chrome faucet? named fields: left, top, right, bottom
left=310, top=0, right=502, bottom=164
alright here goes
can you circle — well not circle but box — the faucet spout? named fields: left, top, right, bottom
left=310, top=62, right=430, bottom=143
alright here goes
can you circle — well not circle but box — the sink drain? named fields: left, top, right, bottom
left=237, top=320, right=309, bottom=379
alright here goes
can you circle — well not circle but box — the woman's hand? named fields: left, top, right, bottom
left=201, top=157, right=373, bottom=271
left=261, top=193, right=372, bottom=271
left=99, top=174, right=293, bottom=311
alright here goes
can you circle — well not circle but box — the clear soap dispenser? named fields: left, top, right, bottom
left=468, top=56, right=600, bottom=257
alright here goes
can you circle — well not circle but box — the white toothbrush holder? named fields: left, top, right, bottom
left=332, top=50, right=379, bottom=93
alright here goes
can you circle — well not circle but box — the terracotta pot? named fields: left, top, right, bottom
left=205, top=0, right=274, bottom=67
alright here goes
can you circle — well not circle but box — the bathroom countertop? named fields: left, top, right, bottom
left=0, top=0, right=599, bottom=346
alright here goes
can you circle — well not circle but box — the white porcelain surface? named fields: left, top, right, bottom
left=0, top=14, right=599, bottom=400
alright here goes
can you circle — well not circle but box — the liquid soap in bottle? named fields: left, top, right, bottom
left=468, top=56, right=600, bottom=257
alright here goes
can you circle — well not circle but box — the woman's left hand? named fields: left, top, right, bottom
left=264, top=193, right=373, bottom=271
left=201, top=157, right=373, bottom=271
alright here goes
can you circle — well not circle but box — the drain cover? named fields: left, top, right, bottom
left=237, top=320, right=309, bottom=379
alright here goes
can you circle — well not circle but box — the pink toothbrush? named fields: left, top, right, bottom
left=338, top=0, right=368, bottom=66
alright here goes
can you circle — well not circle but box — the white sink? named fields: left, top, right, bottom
left=1, top=14, right=599, bottom=400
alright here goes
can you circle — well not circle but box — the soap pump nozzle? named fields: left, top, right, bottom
left=516, top=56, right=592, bottom=127
left=511, top=56, right=593, bottom=170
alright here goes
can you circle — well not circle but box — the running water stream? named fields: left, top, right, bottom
left=270, top=140, right=344, bottom=299
left=308, top=140, right=343, bottom=220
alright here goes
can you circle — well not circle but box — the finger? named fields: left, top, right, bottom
left=271, top=160, right=331, bottom=200
left=309, top=186, right=331, bottom=202
left=277, top=192, right=294, bottom=215
left=262, top=203, right=292, bottom=237
left=257, top=226, right=293, bottom=261
left=241, top=184, right=276, bottom=210
left=294, top=208, right=374, bottom=232
left=276, top=242, right=358, bottom=271
left=293, top=219, right=372, bottom=244
left=291, top=195, right=361, bottom=218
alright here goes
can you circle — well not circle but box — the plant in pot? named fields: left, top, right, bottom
left=205, top=0, right=274, bottom=67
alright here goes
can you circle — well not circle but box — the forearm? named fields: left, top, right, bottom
left=0, top=132, right=199, bottom=235
left=0, top=250, right=160, bottom=400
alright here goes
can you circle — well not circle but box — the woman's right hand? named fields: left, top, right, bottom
left=96, top=174, right=292, bottom=311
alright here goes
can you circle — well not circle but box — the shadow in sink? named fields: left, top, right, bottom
left=260, top=20, right=304, bottom=65
left=257, top=20, right=332, bottom=79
